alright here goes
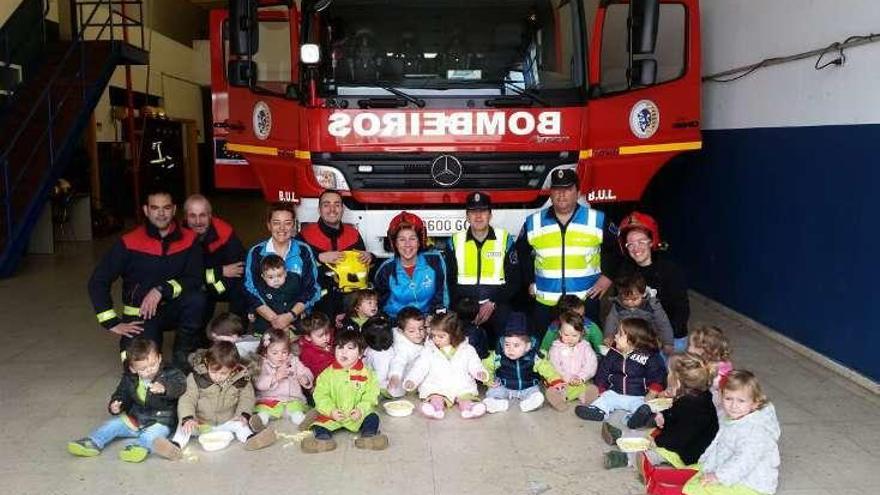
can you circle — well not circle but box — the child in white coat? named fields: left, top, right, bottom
left=682, top=370, right=781, bottom=495
left=387, top=307, right=427, bottom=397
left=404, top=312, right=490, bottom=419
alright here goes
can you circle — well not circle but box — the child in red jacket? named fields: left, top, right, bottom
left=298, top=312, right=336, bottom=378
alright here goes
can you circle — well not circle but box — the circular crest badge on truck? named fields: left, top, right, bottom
left=253, top=101, right=272, bottom=140
left=629, top=99, right=660, bottom=139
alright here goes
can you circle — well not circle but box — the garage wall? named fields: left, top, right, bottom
left=91, top=23, right=206, bottom=143
left=644, top=0, right=880, bottom=381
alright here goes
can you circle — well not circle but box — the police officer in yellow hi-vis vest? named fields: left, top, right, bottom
left=516, top=169, right=613, bottom=340
left=445, top=191, right=520, bottom=343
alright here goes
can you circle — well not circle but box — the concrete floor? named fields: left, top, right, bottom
left=1, top=194, right=878, bottom=495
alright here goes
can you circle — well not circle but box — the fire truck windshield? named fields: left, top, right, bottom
left=304, top=0, right=586, bottom=105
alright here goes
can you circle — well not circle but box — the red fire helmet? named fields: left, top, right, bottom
left=618, top=211, right=661, bottom=252
left=385, top=211, right=428, bottom=254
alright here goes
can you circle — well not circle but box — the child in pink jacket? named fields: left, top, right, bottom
left=253, top=329, right=315, bottom=427
left=545, top=311, right=599, bottom=410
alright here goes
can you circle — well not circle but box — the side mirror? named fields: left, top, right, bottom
left=630, top=0, right=659, bottom=55
left=630, top=58, right=657, bottom=86
left=301, top=44, right=321, bottom=64
left=229, top=0, right=259, bottom=56
left=228, top=60, right=257, bottom=87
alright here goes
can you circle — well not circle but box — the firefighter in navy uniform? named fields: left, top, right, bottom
left=296, top=189, right=372, bottom=318
left=88, top=187, right=205, bottom=372
left=445, top=191, right=520, bottom=343
left=182, top=195, right=248, bottom=327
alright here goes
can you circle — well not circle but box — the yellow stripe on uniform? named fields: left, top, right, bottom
left=96, top=309, right=118, bottom=323
left=205, top=268, right=216, bottom=285
left=213, top=281, right=226, bottom=294
left=168, top=279, right=182, bottom=298
left=123, top=306, right=141, bottom=316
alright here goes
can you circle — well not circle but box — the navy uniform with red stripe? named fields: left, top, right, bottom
left=297, top=220, right=367, bottom=317
left=196, top=216, right=248, bottom=324
left=88, top=221, right=205, bottom=370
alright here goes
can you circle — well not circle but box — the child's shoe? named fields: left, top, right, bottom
left=544, top=387, right=567, bottom=411
left=244, top=427, right=277, bottom=451
left=604, top=450, right=629, bottom=469
left=627, top=404, right=654, bottom=429
left=118, top=445, right=149, bottom=463
left=301, top=436, right=337, bottom=453
left=601, top=422, right=622, bottom=446
left=421, top=402, right=445, bottom=419
left=574, top=405, right=605, bottom=421
left=151, top=438, right=182, bottom=461
left=460, top=402, right=486, bottom=419
left=354, top=433, right=389, bottom=451
left=519, top=391, right=545, bottom=412
left=483, top=398, right=509, bottom=414
left=67, top=438, right=100, bottom=457
left=248, top=413, right=266, bottom=433
left=297, top=409, right=319, bottom=431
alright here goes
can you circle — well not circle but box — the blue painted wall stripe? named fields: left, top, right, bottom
left=644, top=124, right=880, bottom=381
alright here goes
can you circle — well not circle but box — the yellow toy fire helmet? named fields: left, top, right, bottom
left=328, top=250, right=370, bottom=293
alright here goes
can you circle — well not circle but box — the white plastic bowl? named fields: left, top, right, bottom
left=383, top=400, right=415, bottom=417
left=198, top=430, right=234, bottom=452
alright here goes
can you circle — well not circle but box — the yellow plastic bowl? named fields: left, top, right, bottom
left=616, top=436, right=652, bottom=453
left=647, top=397, right=674, bottom=413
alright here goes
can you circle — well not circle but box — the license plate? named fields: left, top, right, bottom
left=423, top=216, right=468, bottom=236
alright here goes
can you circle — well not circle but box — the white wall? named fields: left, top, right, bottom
left=92, top=26, right=207, bottom=143
left=191, top=39, right=211, bottom=86
left=700, top=0, right=880, bottom=130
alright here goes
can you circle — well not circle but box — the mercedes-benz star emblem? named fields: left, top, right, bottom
left=430, top=154, right=463, bottom=187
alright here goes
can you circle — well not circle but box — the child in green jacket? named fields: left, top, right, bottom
left=302, top=330, right=388, bottom=453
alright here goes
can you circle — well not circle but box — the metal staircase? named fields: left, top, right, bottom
left=0, top=0, right=148, bottom=277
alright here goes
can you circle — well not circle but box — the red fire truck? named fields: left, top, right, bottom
left=211, top=0, right=701, bottom=254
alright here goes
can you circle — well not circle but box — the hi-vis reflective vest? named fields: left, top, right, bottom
left=525, top=204, right=603, bottom=306
left=452, top=228, right=509, bottom=286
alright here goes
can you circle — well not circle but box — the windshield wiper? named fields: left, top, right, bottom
left=355, top=86, right=426, bottom=109
left=485, top=81, right=549, bottom=107
left=380, top=86, right=425, bottom=108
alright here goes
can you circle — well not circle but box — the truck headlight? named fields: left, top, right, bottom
left=312, top=165, right=350, bottom=191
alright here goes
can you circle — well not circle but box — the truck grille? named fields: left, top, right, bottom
left=312, top=151, right=577, bottom=190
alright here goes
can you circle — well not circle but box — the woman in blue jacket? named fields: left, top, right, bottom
left=374, top=212, right=449, bottom=319
left=244, top=203, right=320, bottom=330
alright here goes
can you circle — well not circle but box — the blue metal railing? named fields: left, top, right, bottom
left=0, top=0, right=144, bottom=270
